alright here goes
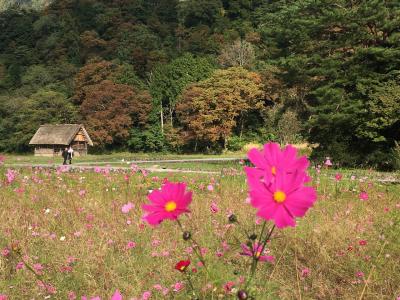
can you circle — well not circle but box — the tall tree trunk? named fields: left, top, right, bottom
left=160, top=103, right=164, bottom=135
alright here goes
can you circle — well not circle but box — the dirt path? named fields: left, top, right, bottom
left=4, top=163, right=221, bottom=174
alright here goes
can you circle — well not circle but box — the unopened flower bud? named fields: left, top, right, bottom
left=237, top=290, right=248, bottom=299
left=228, top=214, right=237, bottom=223
left=183, top=231, right=191, bottom=241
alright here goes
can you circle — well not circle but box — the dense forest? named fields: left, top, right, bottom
left=0, top=0, right=399, bottom=169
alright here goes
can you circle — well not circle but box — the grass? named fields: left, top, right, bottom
left=3, top=152, right=246, bottom=165
left=0, top=158, right=399, bottom=299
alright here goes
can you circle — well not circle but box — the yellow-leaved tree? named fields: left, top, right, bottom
left=176, top=67, right=265, bottom=151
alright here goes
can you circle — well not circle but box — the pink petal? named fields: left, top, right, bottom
left=273, top=206, right=296, bottom=228
left=111, top=290, right=122, bottom=300
left=247, top=148, right=267, bottom=169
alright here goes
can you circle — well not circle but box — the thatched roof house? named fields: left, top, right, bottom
left=29, top=124, right=93, bottom=156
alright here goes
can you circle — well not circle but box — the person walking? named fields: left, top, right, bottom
left=62, top=147, right=68, bottom=165
left=67, top=146, right=74, bottom=165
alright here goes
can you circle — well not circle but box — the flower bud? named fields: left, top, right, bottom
left=183, top=231, right=191, bottom=241
left=237, top=290, right=248, bottom=299
left=249, top=234, right=257, bottom=240
left=228, top=214, right=237, bottom=223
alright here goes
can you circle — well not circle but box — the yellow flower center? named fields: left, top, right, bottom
left=165, top=201, right=177, bottom=212
left=255, top=251, right=262, bottom=258
left=273, top=190, right=286, bottom=203
left=271, top=166, right=277, bottom=175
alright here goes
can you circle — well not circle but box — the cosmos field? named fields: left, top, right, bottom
left=0, top=152, right=399, bottom=300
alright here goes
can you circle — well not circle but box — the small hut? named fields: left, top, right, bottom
left=29, top=124, right=93, bottom=156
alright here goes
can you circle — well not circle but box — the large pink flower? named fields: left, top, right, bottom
left=247, top=169, right=317, bottom=228
left=245, top=143, right=309, bottom=182
left=142, top=182, right=192, bottom=226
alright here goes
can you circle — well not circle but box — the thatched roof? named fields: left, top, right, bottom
left=29, top=124, right=93, bottom=146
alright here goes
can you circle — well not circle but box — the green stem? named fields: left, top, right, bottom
left=176, top=219, right=209, bottom=275
left=185, top=272, right=197, bottom=298
left=245, top=224, right=276, bottom=290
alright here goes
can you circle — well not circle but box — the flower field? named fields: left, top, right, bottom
left=0, top=149, right=399, bottom=300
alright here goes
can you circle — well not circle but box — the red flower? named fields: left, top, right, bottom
left=175, top=260, right=190, bottom=272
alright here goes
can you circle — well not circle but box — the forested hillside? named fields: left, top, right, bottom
left=0, top=0, right=399, bottom=169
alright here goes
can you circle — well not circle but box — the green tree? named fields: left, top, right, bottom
left=0, top=89, right=76, bottom=152
left=149, top=53, right=215, bottom=132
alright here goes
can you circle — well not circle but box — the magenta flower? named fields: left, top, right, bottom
left=301, top=268, right=311, bottom=277
left=240, top=243, right=274, bottom=262
left=247, top=169, right=317, bottom=228
left=6, top=169, right=17, bottom=184
left=142, top=291, right=151, bottom=300
left=15, top=262, right=24, bottom=270
left=126, top=241, right=136, bottom=249
left=142, top=182, right=192, bottom=226
left=245, top=143, right=310, bottom=183
left=172, top=282, right=184, bottom=292
left=359, top=191, right=368, bottom=201
left=111, top=290, right=122, bottom=300
left=1, top=248, right=10, bottom=257
left=335, top=173, right=342, bottom=181
left=210, top=202, right=219, bottom=213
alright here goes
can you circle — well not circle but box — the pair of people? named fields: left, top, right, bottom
left=62, top=147, right=74, bottom=165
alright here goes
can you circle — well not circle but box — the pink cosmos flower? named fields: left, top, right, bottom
left=207, top=184, right=214, bottom=191
left=142, top=291, right=151, bottom=299
left=142, top=182, right=192, bottom=226
left=240, top=243, right=274, bottom=262
left=356, top=271, right=364, bottom=278
left=359, top=191, right=368, bottom=201
left=1, top=248, right=10, bottom=257
left=111, top=290, right=122, bottom=300
left=16, top=262, right=24, bottom=270
left=126, top=241, right=136, bottom=249
left=33, top=263, right=44, bottom=275
left=68, top=291, right=77, bottom=300
left=247, top=169, right=317, bottom=228
left=173, top=282, right=184, bottom=292
left=0, top=295, right=7, bottom=300
left=301, top=268, right=310, bottom=277
left=335, top=173, right=342, bottom=181
left=245, top=143, right=309, bottom=182
left=210, top=202, right=219, bottom=213
left=6, top=169, right=17, bottom=184
left=121, top=202, right=134, bottom=214
left=223, top=281, right=235, bottom=293
left=359, top=240, right=367, bottom=246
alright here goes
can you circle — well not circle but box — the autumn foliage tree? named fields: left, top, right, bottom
left=79, top=80, right=151, bottom=148
left=176, top=67, right=265, bottom=151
